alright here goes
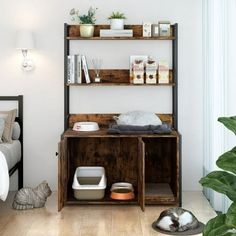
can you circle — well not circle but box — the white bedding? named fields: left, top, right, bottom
left=0, top=141, right=21, bottom=201
left=0, top=140, right=21, bottom=170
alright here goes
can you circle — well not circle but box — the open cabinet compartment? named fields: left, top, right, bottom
left=65, top=137, right=141, bottom=205
left=142, top=137, right=180, bottom=205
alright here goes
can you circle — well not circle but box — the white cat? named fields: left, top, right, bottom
left=156, top=207, right=199, bottom=232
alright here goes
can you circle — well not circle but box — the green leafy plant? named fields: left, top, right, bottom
left=199, top=116, right=236, bottom=236
left=108, top=11, right=126, bottom=20
left=70, top=7, right=97, bottom=24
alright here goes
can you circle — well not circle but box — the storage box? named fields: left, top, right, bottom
left=72, top=166, right=107, bottom=200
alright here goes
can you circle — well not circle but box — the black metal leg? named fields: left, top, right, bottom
left=18, top=161, right=23, bottom=189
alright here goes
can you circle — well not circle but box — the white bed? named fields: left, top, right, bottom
left=0, top=95, right=23, bottom=201
left=0, top=141, right=21, bottom=170
left=0, top=141, right=21, bottom=201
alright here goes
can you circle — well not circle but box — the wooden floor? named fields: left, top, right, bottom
left=0, top=191, right=216, bottom=236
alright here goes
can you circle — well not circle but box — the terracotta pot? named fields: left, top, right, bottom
left=80, top=24, right=95, bottom=37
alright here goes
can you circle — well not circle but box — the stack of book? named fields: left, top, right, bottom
left=67, top=54, right=90, bottom=84
left=100, top=29, right=133, bottom=37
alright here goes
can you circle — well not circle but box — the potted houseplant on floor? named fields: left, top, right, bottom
left=199, top=116, right=236, bottom=236
left=70, top=7, right=97, bottom=37
left=108, top=11, right=126, bottom=30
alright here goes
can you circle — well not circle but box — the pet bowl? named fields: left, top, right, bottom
left=110, top=188, right=135, bottom=200
left=72, top=122, right=99, bottom=132
left=110, top=182, right=134, bottom=192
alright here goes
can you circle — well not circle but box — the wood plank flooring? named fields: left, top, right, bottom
left=0, top=191, right=216, bottom=236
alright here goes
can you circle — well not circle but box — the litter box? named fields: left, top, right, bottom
left=72, top=166, right=107, bottom=200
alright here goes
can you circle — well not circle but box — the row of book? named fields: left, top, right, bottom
left=67, top=55, right=91, bottom=84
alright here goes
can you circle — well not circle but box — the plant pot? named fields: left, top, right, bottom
left=110, top=19, right=124, bottom=30
left=80, top=24, right=95, bottom=37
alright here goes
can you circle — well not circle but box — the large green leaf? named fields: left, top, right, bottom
left=218, top=116, right=236, bottom=135
left=217, top=146, right=236, bottom=175
left=199, top=171, right=236, bottom=201
left=203, top=214, right=236, bottom=236
left=226, top=202, right=236, bottom=227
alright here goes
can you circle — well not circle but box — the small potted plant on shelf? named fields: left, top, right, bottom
left=70, top=7, right=97, bottom=37
left=108, top=11, right=126, bottom=30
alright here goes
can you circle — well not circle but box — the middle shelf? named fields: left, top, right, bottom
left=66, top=69, right=174, bottom=86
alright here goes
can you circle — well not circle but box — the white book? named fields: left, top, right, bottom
left=67, top=56, right=71, bottom=84
left=70, top=55, right=75, bottom=84
left=76, top=55, right=82, bottom=84
left=81, top=55, right=91, bottom=84
left=100, top=29, right=133, bottom=37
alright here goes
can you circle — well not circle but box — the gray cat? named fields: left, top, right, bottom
left=12, top=181, right=52, bottom=210
left=156, top=207, right=199, bottom=232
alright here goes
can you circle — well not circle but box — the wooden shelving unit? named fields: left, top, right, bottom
left=58, top=23, right=181, bottom=212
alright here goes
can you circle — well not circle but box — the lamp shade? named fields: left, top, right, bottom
left=16, top=31, right=35, bottom=50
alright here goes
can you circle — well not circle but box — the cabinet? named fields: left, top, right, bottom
left=58, top=24, right=181, bottom=211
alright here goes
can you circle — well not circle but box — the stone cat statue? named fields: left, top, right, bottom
left=156, top=207, right=199, bottom=232
left=12, top=181, right=52, bottom=210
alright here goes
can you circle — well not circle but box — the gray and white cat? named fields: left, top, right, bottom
left=156, top=207, right=199, bottom=232
left=12, top=181, right=52, bottom=210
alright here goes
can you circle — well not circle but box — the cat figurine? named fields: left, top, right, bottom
left=12, top=181, right=52, bottom=210
left=156, top=207, right=199, bottom=232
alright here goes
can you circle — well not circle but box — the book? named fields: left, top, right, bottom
left=67, top=56, right=71, bottom=84
left=67, top=55, right=75, bottom=84
left=81, top=55, right=91, bottom=84
left=100, top=29, right=133, bottom=37
left=67, top=55, right=83, bottom=84
left=76, top=55, right=82, bottom=84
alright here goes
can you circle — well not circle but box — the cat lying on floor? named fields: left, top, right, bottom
left=156, top=207, right=199, bottom=232
left=12, top=181, right=52, bottom=210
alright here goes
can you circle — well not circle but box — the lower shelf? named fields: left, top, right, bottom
left=145, top=183, right=177, bottom=204
left=66, top=190, right=138, bottom=205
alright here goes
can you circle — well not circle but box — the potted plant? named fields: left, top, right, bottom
left=199, top=116, right=236, bottom=236
left=108, top=11, right=126, bottom=30
left=70, top=7, right=97, bottom=37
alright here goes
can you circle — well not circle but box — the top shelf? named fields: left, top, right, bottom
left=67, top=36, right=175, bottom=41
left=66, top=24, right=176, bottom=41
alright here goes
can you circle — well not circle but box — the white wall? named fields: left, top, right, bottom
left=0, top=0, right=202, bottom=191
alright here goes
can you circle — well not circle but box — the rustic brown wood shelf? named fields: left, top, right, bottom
left=66, top=69, right=174, bottom=86
left=66, top=82, right=175, bottom=87
left=63, top=128, right=179, bottom=138
left=67, top=36, right=175, bottom=40
left=58, top=23, right=181, bottom=212
left=67, top=190, right=138, bottom=205
left=145, top=183, right=176, bottom=204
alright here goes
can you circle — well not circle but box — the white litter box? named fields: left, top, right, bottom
left=72, top=166, right=107, bottom=200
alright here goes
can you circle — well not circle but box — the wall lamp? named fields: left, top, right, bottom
left=16, top=31, right=35, bottom=71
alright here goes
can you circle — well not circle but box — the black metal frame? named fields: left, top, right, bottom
left=0, top=95, right=23, bottom=189
left=64, top=23, right=70, bottom=130
left=172, top=23, right=178, bottom=130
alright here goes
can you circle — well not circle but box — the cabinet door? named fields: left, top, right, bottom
left=138, top=138, right=145, bottom=211
left=58, top=138, right=67, bottom=211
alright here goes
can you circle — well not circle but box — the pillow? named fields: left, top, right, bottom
left=12, top=122, right=21, bottom=140
left=0, top=109, right=17, bottom=143
left=0, top=118, right=5, bottom=143
left=114, top=111, right=162, bottom=126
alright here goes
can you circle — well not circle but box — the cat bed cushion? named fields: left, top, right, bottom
left=152, top=207, right=205, bottom=235
left=114, top=111, right=162, bottom=126
left=108, top=123, right=172, bottom=134
left=152, top=221, right=205, bottom=235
